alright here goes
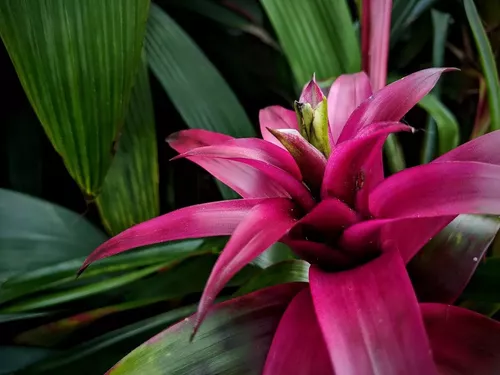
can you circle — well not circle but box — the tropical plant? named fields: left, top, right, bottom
left=1, top=0, right=500, bottom=374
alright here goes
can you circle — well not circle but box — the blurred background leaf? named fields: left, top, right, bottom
left=465, top=0, right=500, bottom=132
left=0, top=189, right=106, bottom=283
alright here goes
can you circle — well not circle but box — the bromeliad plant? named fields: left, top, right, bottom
left=81, top=67, right=500, bottom=374
left=80, top=1, right=500, bottom=374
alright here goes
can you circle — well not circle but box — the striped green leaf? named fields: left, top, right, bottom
left=0, top=0, right=150, bottom=195
left=96, top=59, right=159, bottom=235
left=261, top=0, right=360, bottom=85
left=465, top=0, right=500, bottom=131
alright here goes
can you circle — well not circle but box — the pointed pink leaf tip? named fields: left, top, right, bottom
left=339, top=67, right=457, bottom=142
left=299, top=74, right=325, bottom=107
left=259, top=106, right=299, bottom=148
left=166, top=129, right=233, bottom=152
left=327, top=72, right=373, bottom=145
left=79, top=198, right=269, bottom=273
left=192, top=198, right=297, bottom=333
left=267, top=128, right=326, bottom=192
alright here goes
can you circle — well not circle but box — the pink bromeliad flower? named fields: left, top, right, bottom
left=81, top=68, right=500, bottom=374
left=83, top=1, right=500, bottom=373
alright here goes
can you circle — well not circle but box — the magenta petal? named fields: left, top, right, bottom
left=176, top=140, right=315, bottom=210
left=339, top=68, right=453, bottom=142
left=259, top=106, right=299, bottom=148
left=80, top=198, right=269, bottom=271
left=327, top=72, right=372, bottom=144
left=322, top=122, right=413, bottom=208
left=263, top=289, right=334, bottom=375
left=176, top=138, right=302, bottom=180
left=370, top=161, right=500, bottom=218
left=436, top=129, right=500, bottom=164
left=267, top=128, right=327, bottom=192
left=297, top=198, right=359, bottom=234
left=169, top=129, right=289, bottom=199
left=422, top=303, right=500, bottom=375
left=284, top=238, right=354, bottom=267
left=362, top=0, right=392, bottom=91
left=299, top=76, right=325, bottom=107
left=167, top=129, right=233, bottom=152
left=340, top=217, right=454, bottom=263
left=309, top=250, right=438, bottom=375
left=195, top=198, right=297, bottom=329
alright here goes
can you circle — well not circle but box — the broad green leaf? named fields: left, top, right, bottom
left=421, top=10, right=452, bottom=163
left=235, top=260, right=309, bottom=296
left=96, top=59, right=159, bottom=235
left=121, top=254, right=259, bottom=302
left=107, top=284, right=303, bottom=375
left=465, top=0, right=500, bottom=131
left=0, top=189, right=106, bottom=284
left=146, top=4, right=255, bottom=199
left=14, top=299, right=165, bottom=347
left=261, top=0, right=360, bottom=85
left=419, top=93, right=460, bottom=159
left=0, top=346, right=56, bottom=375
left=0, top=263, right=168, bottom=313
left=0, top=0, right=150, bottom=195
left=408, top=215, right=500, bottom=303
left=0, top=239, right=223, bottom=304
left=17, top=305, right=197, bottom=375
left=463, top=257, right=500, bottom=302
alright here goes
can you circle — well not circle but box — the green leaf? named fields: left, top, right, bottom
left=146, top=3, right=255, bottom=199
left=0, top=240, right=207, bottom=301
left=463, top=257, right=500, bottom=302
left=14, top=299, right=165, bottom=347
left=0, top=189, right=106, bottom=284
left=418, top=93, right=460, bottom=158
left=261, top=0, right=360, bottom=85
left=0, top=263, right=169, bottom=313
left=251, top=243, right=295, bottom=269
left=0, top=312, right=52, bottom=324
left=0, top=242, right=225, bottom=311
left=235, top=260, right=309, bottom=296
left=465, top=0, right=500, bottom=131
left=107, top=284, right=303, bottom=375
left=0, top=0, right=150, bottom=195
left=421, top=10, right=452, bottom=163
left=408, top=215, right=500, bottom=303
left=121, top=254, right=259, bottom=302
left=17, top=305, right=197, bottom=375
left=96, top=58, right=159, bottom=235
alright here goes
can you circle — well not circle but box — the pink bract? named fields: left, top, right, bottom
left=81, top=65, right=500, bottom=374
